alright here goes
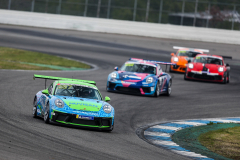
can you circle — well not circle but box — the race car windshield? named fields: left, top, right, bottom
left=194, top=57, right=223, bottom=65
left=121, top=63, right=156, bottom=74
left=177, top=51, right=201, bottom=57
left=54, top=85, right=102, bottom=100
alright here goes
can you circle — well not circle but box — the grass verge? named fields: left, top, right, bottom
left=199, top=126, right=240, bottom=160
left=0, top=47, right=91, bottom=70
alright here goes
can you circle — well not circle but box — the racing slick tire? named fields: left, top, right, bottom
left=33, top=97, right=37, bottom=118
left=154, top=82, right=160, bottom=97
left=166, top=80, right=172, bottom=96
left=106, top=85, right=109, bottom=92
left=223, top=73, right=227, bottom=84
left=227, top=74, right=230, bottom=83
left=184, top=72, right=189, bottom=80
left=44, top=103, right=50, bottom=124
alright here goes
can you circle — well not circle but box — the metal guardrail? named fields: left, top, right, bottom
left=0, top=0, right=240, bottom=30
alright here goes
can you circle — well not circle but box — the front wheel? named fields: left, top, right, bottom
left=184, top=71, right=189, bottom=80
left=166, top=80, right=172, bottom=96
left=223, top=73, right=227, bottom=84
left=44, top=103, right=50, bottom=124
left=33, top=97, right=37, bottom=118
left=227, top=73, right=230, bottom=83
left=154, top=82, right=160, bottom=97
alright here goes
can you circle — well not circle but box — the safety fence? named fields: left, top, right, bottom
left=1, top=0, right=240, bottom=30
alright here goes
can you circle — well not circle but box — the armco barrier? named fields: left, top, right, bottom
left=0, top=9, right=240, bottom=45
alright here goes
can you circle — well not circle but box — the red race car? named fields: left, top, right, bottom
left=184, top=54, right=231, bottom=84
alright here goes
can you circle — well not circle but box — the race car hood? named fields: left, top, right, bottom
left=192, top=63, right=220, bottom=72
left=117, top=71, right=151, bottom=82
left=57, top=96, right=103, bottom=112
left=174, top=56, right=188, bottom=64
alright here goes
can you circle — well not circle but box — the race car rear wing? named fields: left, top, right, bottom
left=221, top=56, right=232, bottom=59
left=33, top=74, right=96, bottom=88
left=173, top=46, right=209, bottom=53
left=129, top=58, right=176, bottom=72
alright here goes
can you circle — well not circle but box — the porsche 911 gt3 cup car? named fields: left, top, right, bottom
left=184, top=54, right=231, bottom=84
left=170, top=46, right=209, bottom=73
left=106, top=58, right=175, bottom=97
left=33, top=74, right=114, bottom=131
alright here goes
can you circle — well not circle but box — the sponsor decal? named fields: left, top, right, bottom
left=37, top=109, right=41, bottom=113
left=121, top=81, right=136, bottom=84
left=69, top=102, right=99, bottom=108
left=76, top=115, right=94, bottom=120
left=123, top=75, right=128, bottom=78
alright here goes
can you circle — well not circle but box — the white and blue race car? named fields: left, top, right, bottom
left=106, top=58, right=175, bottom=97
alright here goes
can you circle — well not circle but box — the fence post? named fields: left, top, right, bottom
left=107, top=0, right=111, bottom=19
left=193, top=0, right=198, bottom=26
left=133, top=0, right=138, bottom=21
left=158, top=0, right=163, bottom=23
left=58, top=0, right=62, bottom=14
left=206, top=3, right=210, bottom=28
left=84, top=0, right=88, bottom=17
left=97, top=0, right=101, bottom=18
left=8, top=0, right=11, bottom=10
left=31, top=0, right=35, bottom=12
left=232, top=5, right=236, bottom=30
left=180, top=0, right=185, bottom=25
left=146, top=0, right=150, bottom=22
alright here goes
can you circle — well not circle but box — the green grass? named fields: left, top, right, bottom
left=0, top=47, right=91, bottom=70
left=199, top=126, right=240, bottom=160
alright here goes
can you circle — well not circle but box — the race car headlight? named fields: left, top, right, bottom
left=173, top=57, right=179, bottom=62
left=103, top=105, right=112, bottom=114
left=111, top=73, right=117, bottom=78
left=146, top=77, right=153, bottom=83
left=218, top=67, right=224, bottom=72
left=55, top=99, right=64, bottom=108
left=188, top=63, right=194, bottom=69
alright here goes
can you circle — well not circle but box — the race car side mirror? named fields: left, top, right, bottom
left=114, top=66, right=118, bottom=71
left=188, top=60, right=191, bottom=63
left=226, top=63, right=230, bottom=67
left=42, top=89, right=49, bottom=95
left=171, top=53, right=175, bottom=56
left=105, top=96, right=111, bottom=102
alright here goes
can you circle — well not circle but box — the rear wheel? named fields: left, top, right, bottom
left=166, top=80, right=172, bottom=96
left=33, top=97, right=37, bottom=118
left=44, top=103, right=50, bottom=124
left=154, top=82, right=160, bottom=97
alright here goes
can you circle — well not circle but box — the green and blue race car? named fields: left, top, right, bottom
left=33, top=74, right=114, bottom=131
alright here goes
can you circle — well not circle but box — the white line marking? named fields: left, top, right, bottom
left=149, top=140, right=179, bottom=146
left=150, top=125, right=181, bottom=131
left=144, top=131, right=171, bottom=137
left=173, top=121, right=206, bottom=126
left=173, top=150, right=209, bottom=158
left=202, top=119, right=240, bottom=124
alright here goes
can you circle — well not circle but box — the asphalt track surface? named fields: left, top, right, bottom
left=0, top=24, right=239, bottom=160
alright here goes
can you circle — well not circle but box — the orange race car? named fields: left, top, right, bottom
left=170, top=46, right=209, bottom=73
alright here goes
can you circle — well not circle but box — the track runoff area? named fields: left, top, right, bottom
left=0, top=24, right=239, bottom=160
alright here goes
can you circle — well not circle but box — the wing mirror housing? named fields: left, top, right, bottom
left=171, top=53, right=175, bottom=56
left=105, top=96, right=111, bottom=102
left=226, top=63, right=230, bottom=67
left=114, top=66, right=118, bottom=71
left=42, top=89, right=49, bottom=95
